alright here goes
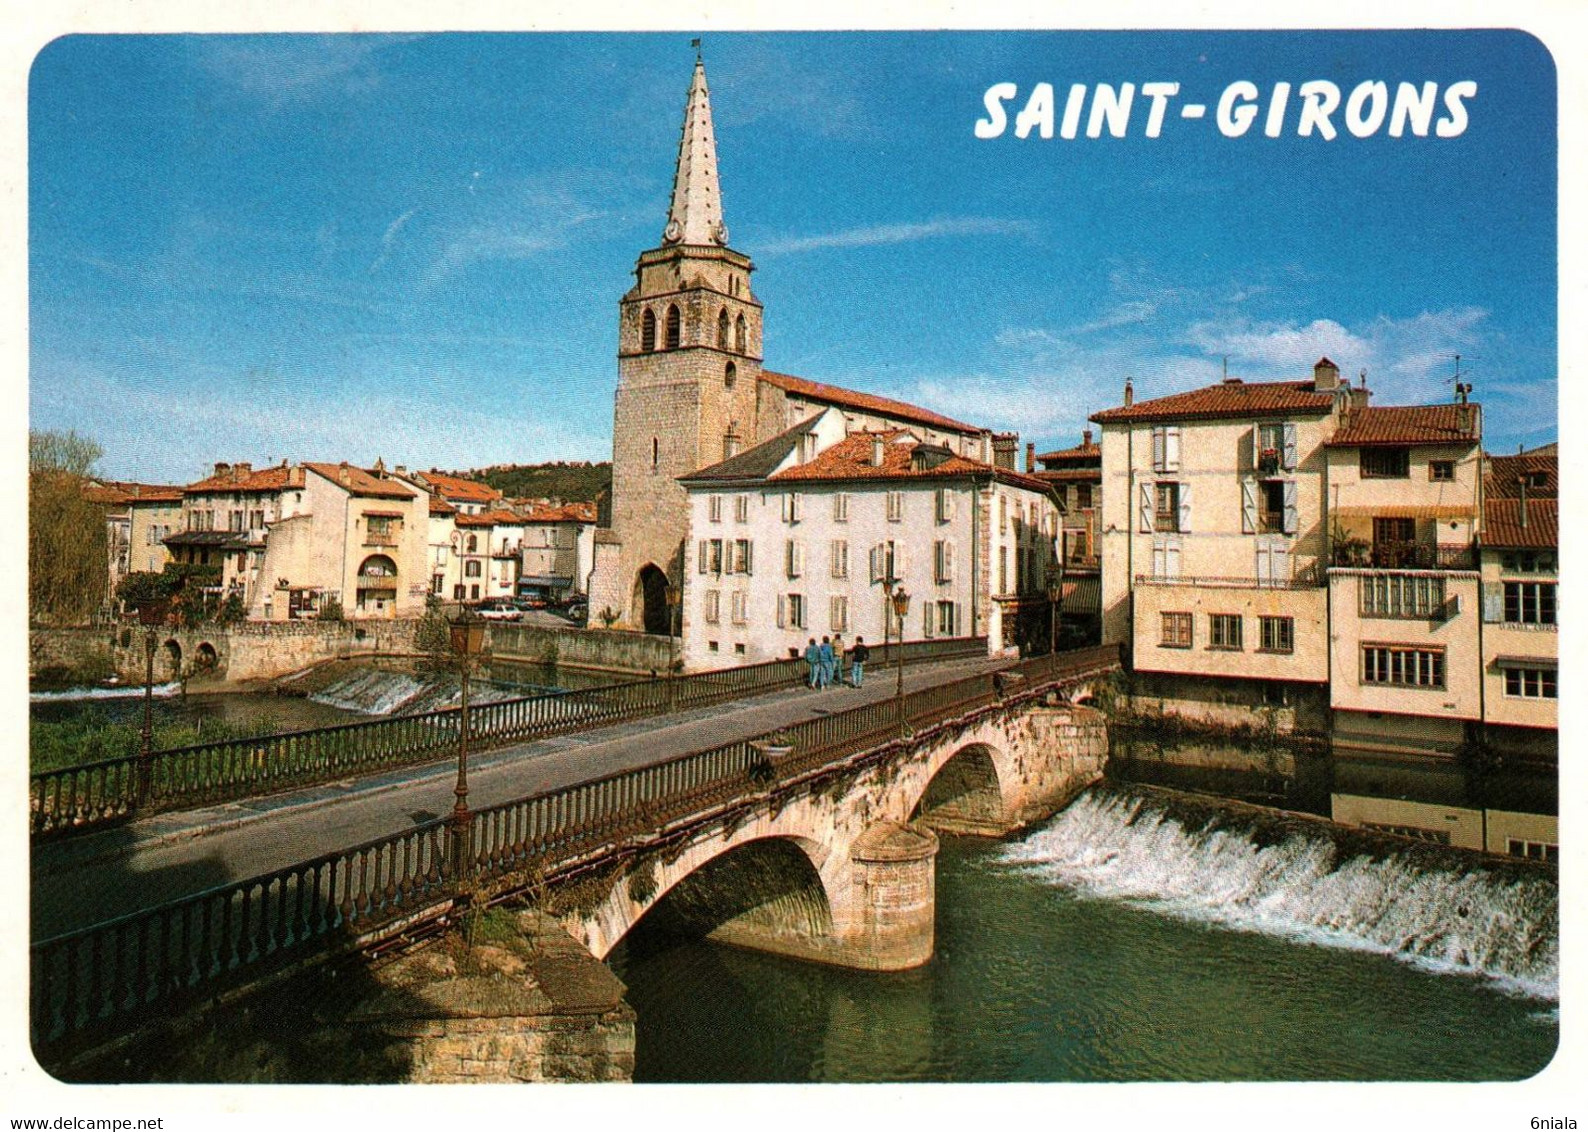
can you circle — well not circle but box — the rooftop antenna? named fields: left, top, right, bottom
left=1222, top=355, right=1228, bottom=380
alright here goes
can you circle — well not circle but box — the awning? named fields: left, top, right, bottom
left=1330, top=505, right=1476, bottom=520
left=361, top=509, right=405, bottom=519
left=1491, top=655, right=1556, bottom=668
left=518, top=575, right=572, bottom=588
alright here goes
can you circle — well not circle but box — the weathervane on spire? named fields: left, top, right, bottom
left=691, top=37, right=702, bottom=60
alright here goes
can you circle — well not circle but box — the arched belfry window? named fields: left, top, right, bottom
left=641, top=308, right=657, bottom=353
left=717, top=308, right=730, bottom=349
left=735, top=313, right=747, bottom=354
left=725, top=360, right=737, bottom=389
left=665, top=305, right=681, bottom=350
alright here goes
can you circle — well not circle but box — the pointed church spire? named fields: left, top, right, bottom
left=661, top=58, right=729, bottom=248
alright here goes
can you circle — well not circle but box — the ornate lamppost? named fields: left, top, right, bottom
left=891, top=586, right=911, bottom=731
left=1045, top=560, right=1064, bottom=659
left=664, top=581, right=681, bottom=709
left=448, top=610, right=486, bottom=889
left=134, top=597, right=170, bottom=806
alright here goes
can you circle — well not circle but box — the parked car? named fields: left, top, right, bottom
left=475, top=600, right=521, bottom=621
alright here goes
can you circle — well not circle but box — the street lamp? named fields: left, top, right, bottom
left=891, top=586, right=911, bottom=731
left=664, top=581, right=681, bottom=708
left=448, top=610, right=487, bottom=889
left=1045, top=560, right=1064, bottom=659
left=134, top=597, right=170, bottom=805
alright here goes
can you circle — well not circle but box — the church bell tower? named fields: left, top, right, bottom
left=599, top=57, right=765, bottom=632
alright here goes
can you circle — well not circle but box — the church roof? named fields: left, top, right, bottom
left=678, top=414, right=824, bottom=484
left=661, top=59, right=730, bottom=249
left=758, top=371, right=983, bottom=436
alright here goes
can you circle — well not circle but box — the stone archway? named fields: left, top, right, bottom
left=194, top=642, right=219, bottom=671
left=633, top=563, right=671, bottom=636
left=910, top=742, right=1010, bottom=835
left=163, top=639, right=183, bottom=680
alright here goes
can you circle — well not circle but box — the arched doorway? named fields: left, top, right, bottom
left=194, top=642, right=219, bottom=671
left=634, top=564, right=671, bottom=636
left=357, top=554, right=399, bottom=617
left=163, top=639, right=182, bottom=680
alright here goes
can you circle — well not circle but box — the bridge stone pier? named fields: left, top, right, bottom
left=564, top=698, right=1108, bottom=972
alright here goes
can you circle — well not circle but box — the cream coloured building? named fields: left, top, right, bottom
left=677, top=407, right=1057, bottom=670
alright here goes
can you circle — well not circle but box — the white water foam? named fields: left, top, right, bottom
left=30, top=682, right=182, bottom=703
left=997, top=789, right=1558, bottom=1001
left=309, top=669, right=528, bottom=716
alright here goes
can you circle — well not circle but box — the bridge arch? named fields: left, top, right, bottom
left=162, top=639, right=182, bottom=679
left=583, top=833, right=833, bottom=961
left=194, top=642, right=219, bottom=671
left=910, top=741, right=1012, bottom=835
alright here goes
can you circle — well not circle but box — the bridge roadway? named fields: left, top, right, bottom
left=32, top=654, right=1014, bottom=942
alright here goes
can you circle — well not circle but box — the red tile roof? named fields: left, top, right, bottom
left=1483, top=498, right=1557, bottom=549
left=759, top=371, right=983, bottom=436
left=1325, top=404, right=1480, bottom=447
left=1091, top=379, right=1335, bottom=424
left=454, top=508, right=525, bottom=528
left=1034, top=468, right=1102, bottom=483
left=83, top=480, right=185, bottom=506
left=303, top=462, right=419, bottom=500
left=519, top=502, right=597, bottom=523
left=185, top=464, right=300, bottom=494
left=1035, top=440, right=1100, bottom=463
left=770, top=430, right=1050, bottom=493
left=420, top=471, right=502, bottom=504
left=1486, top=449, right=1557, bottom=499
left=429, top=495, right=457, bottom=516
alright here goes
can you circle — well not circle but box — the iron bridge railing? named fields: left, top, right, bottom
left=29, top=636, right=987, bottom=839
left=30, top=643, right=1120, bottom=1057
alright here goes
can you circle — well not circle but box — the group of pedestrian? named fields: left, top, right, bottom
left=804, top=634, right=870, bottom=689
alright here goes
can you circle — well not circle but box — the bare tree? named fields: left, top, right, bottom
left=29, top=429, right=109, bottom=625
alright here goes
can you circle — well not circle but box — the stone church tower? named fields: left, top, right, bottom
left=589, top=59, right=764, bottom=633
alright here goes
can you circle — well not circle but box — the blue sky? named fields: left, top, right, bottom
left=29, top=31, right=1557, bottom=484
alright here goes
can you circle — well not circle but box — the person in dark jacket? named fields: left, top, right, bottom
left=849, top=637, right=869, bottom=688
left=804, top=638, right=821, bottom=688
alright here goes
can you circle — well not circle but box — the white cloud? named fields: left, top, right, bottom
left=194, top=36, right=419, bottom=109
left=757, top=217, right=1035, bottom=256
left=368, top=208, right=419, bottom=274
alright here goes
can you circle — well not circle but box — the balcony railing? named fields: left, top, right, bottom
left=1134, top=563, right=1324, bottom=590
left=1332, top=541, right=1476, bottom=571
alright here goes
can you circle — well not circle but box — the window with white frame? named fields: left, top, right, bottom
left=869, top=540, right=901, bottom=583
left=704, top=589, right=720, bottom=624
left=1362, top=644, right=1445, bottom=688
left=1209, top=613, right=1243, bottom=650
left=830, top=539, right=849, bottom=579
left=830, top=594, right=848, bottom=632
left=1259, top=616, right=1294, bottom=653
left=832, top=493, right=849, bottom=522
left=1150, top=538, right=1181, bottom=579
left=934, top=539, right=955, bottom=583
left=1502, top=666, right=1556, bottom=699
left=1151, top=425, right=1181, bottom=472
left=1503, top=581, right=1557, bottom=625
left=782, top=492, right=803, bottom=524
left=708, top=495, right=723, bottom=523
left=937, top=601, right=958, bottom=637
left=1360, top=574, right=1445, bottom=618
left=731, top=591, right=748, bottom=624
left=935, top=487, right=955, bottom=524
left=785, top=539, right=805, bottom=579
left=729, top=539, right=753, bottom=575
left=886, top=491, right=904, bottom=522
left=1160, top=612, right=1193, bottom=648
left=734, top=495, right=749, bottom=523
left=778, top=593, right=807, bottom=629
left=697, top=538, right=724, bottom=575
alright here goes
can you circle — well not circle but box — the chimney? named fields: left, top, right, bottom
left=338, top=462, right=352, bottom=486
left=1518, top=476, right=1528, bottom=530
left=214, top=462, right=230, bottom=479
left=372, top=456, right=386, bottom=474
left=1314, top=357, right=1340, bottom=392
left=1123, top=379, right=1134, bottom=408
left=395, top=464, right=407, bottom=476
left=991, top=432, right=1018, bottom=471
left=233, top=462, right=252, bottom=480
left=1026, top=442, right=1036, bottom=473
left=870, top=436, right=885, bottom=467
left=1083, top=429, right=1093, bottom=447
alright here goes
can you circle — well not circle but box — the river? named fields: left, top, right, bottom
left=609, top=785, right=1557, bottom=1082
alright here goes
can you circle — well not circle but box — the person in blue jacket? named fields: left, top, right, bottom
left=818, top=636, right=835, bottom=689
left=804, top=638, right=821, bottom=688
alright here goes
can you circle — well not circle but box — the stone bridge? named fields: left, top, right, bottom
left=544, top=693, right=1108, bottom=973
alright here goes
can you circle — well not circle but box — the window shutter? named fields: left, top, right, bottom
left=944, top=541, right=955, bottom=582
left=744, top=541, right=754, bottom=576
left=1483, top=583, right=1504, bottom=623
left=1139, top=482, right=1154, bottom=533
left=894, top=541, right=906, bottom=581
left=1256, top=542, right=1271, bottom=586
left=698, top=540, right=708, bottom=574
left=795, top=542, right=805, bottom=577
left=1241, top=480, right=1258, bottom=534
left=1251, top=422, right=1261, bottom=467
left=1282, top=480, right=1298, bottom=534
left=923, top=601, right=934, bottom=637
left=1178, top=482, right=1192, bottom=533
left=1166, top=541, right=1181, bottom=578
left=869, top=544, right=881, bottom=583
left=1282, top=423, right=1298, bottom=470
left=1165, top=426, right=1181, bottom=472
left=1152, top=427, right=1165, bottom=472
left=776, top=594, right=786, bottom=628
left=792, top=493, right=802, bottom=523
left=1152, top=542, right=1167, bottom=577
